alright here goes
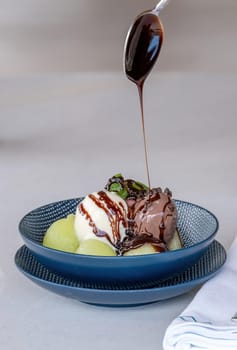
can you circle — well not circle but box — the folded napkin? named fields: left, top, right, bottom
left=163, top=236, right=237, bottom=350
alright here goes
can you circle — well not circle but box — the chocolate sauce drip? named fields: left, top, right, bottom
left=138, top=83, right=151, bottom=189
left=79, top=191, right=128, bottom=251
left=79, top=186, right=177, bottom=255
left=121, top=234, right=166, bottom=254
left=79, top=203, right=114, bottom=246
left=125, top=12, right=164, bottom=188
left=88, top=191, right=127, bottom=243
left=158, top=196, right=171, bottom=241
left=97, top=191, right=127, bottom=240
left=105, top=175, right=177, bottom=254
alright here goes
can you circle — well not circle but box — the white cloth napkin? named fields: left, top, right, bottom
left=163, top=236, right=237, bottom=350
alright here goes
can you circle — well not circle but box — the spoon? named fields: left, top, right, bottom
left=124, top=0, right=171, bottom=85
left=123, top=0, right=171, bottom=189
left=154, top=0, right=171, bottom=14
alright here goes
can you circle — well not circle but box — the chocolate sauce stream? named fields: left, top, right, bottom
left=124, top=12, right=164, bottom=189
left=138, top=82, right=151, bottom=189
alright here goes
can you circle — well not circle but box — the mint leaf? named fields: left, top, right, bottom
left=113, top=173, right=123, bottom=179
left=118, top=188, right=128, bottom=199
left=109, top=183, right=122, bottom=192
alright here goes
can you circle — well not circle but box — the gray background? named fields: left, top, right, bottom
left=0, top=0, right=237, bottom=76
left=1, top=2, right=237, bottom=350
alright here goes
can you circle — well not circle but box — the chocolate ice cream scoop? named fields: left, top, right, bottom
left=127, top=188, right=177, bottom=244
left=105, top=175, right=178, bottom=254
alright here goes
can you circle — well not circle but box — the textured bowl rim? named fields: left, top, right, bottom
left=18, top=197, right=219, bottom=260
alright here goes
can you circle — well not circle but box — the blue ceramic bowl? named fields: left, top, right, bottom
left=18, top=198, right=219, bottom=285
left=15, top=241, right=226, bottom=307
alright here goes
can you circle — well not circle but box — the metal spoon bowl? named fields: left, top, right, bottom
left=124, top=0, right=171, bottom=84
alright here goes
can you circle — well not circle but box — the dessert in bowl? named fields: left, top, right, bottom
left=18, top=175, right=219, bottom=285
left=16, top=3, right=221, bottom=297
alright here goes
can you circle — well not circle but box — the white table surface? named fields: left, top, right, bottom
left=1, top=71, right=237, bottom=350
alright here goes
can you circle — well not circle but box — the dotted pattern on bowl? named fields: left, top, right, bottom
left=15, top=241, right=225, bottom=290
left=19, top=198, right=218, bottom=249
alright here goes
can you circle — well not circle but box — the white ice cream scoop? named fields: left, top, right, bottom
left=74, top=191, right=128, bottom=251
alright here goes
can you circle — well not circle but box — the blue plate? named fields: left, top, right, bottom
left=18, top=198, right=219, bottom=284
left=15, top=240, right=226, bottom=307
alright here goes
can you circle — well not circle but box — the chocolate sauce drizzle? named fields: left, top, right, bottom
left=103, top=176, right=177, bottom=254
left=121, top=234, right=166, bottom=253
left=123, top=187, right=172, bottom=253
left=125, top=12, right=164, bottom=188
left=78, top=191, right=128, bottom=253
left=79, top=202, right=114, bottom=247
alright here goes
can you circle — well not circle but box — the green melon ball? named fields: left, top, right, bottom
left=123, top=243, right=158, bottom=256
left=43, top=214, right=79, bottom=253
left=167, top=230, right=183, bottom=251
left=76, top=239, right=116, bottom=256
